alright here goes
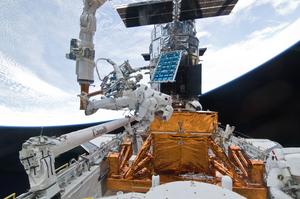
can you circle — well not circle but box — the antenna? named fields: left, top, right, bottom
left=40, top=126, right=44, bottom=136
left=38, top=126, right=44, bottom=143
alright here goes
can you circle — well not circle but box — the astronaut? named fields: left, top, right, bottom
left=81, top=84, right=173, bottom=125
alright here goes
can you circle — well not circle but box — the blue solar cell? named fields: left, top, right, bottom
left=151, top=50, right=183, bottom=83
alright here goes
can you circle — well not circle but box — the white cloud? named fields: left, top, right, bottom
left=233, top=0, right=257, bottom=13
left=247, top=23, right=289, bottom=40
left=196, top=31, right=211, bottom=39
left=0, top=0, right=81, bottom=92
left=0, top=52, right=124, bottom=126
left=234, top=0, right=300, bottom=15
left=270, top=0, right=300, bottom=15
left=202, top=19, right=300, bottom=93
left=0, top=52, right=67, bottom=98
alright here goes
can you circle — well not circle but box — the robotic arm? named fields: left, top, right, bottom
left=66, top=0, right=174, bottom=132
left=66, top=0, right=108, bottom=109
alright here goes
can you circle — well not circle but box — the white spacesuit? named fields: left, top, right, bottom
left=81, top=84, right=173, bottom=128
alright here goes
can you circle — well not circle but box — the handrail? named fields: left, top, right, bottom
left=55, top=163, right=69, bottom=173
left=4, top=193, right=16, bottom=199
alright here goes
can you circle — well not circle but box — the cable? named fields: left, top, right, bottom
left=95, top=58, right=104, bottom=81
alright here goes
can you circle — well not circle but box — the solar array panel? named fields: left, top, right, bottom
left=151, top=51, right=182, bottom=82
left=116, top=0, right=239, bottom=27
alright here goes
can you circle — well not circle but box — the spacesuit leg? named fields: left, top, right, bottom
left=85, top=96, right=132, bottom=115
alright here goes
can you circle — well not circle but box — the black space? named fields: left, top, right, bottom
left=199, top=40, right=300, bottom=146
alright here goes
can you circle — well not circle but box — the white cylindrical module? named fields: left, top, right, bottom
left=146, top=181, right=245, bottom=199
left=52, top=117, right=135, bottom=156
left=76, top=58, right=95, bottom=84
left=152, top=175, right=160, bottom=188
left=222, top=175, right=233, bottom=191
